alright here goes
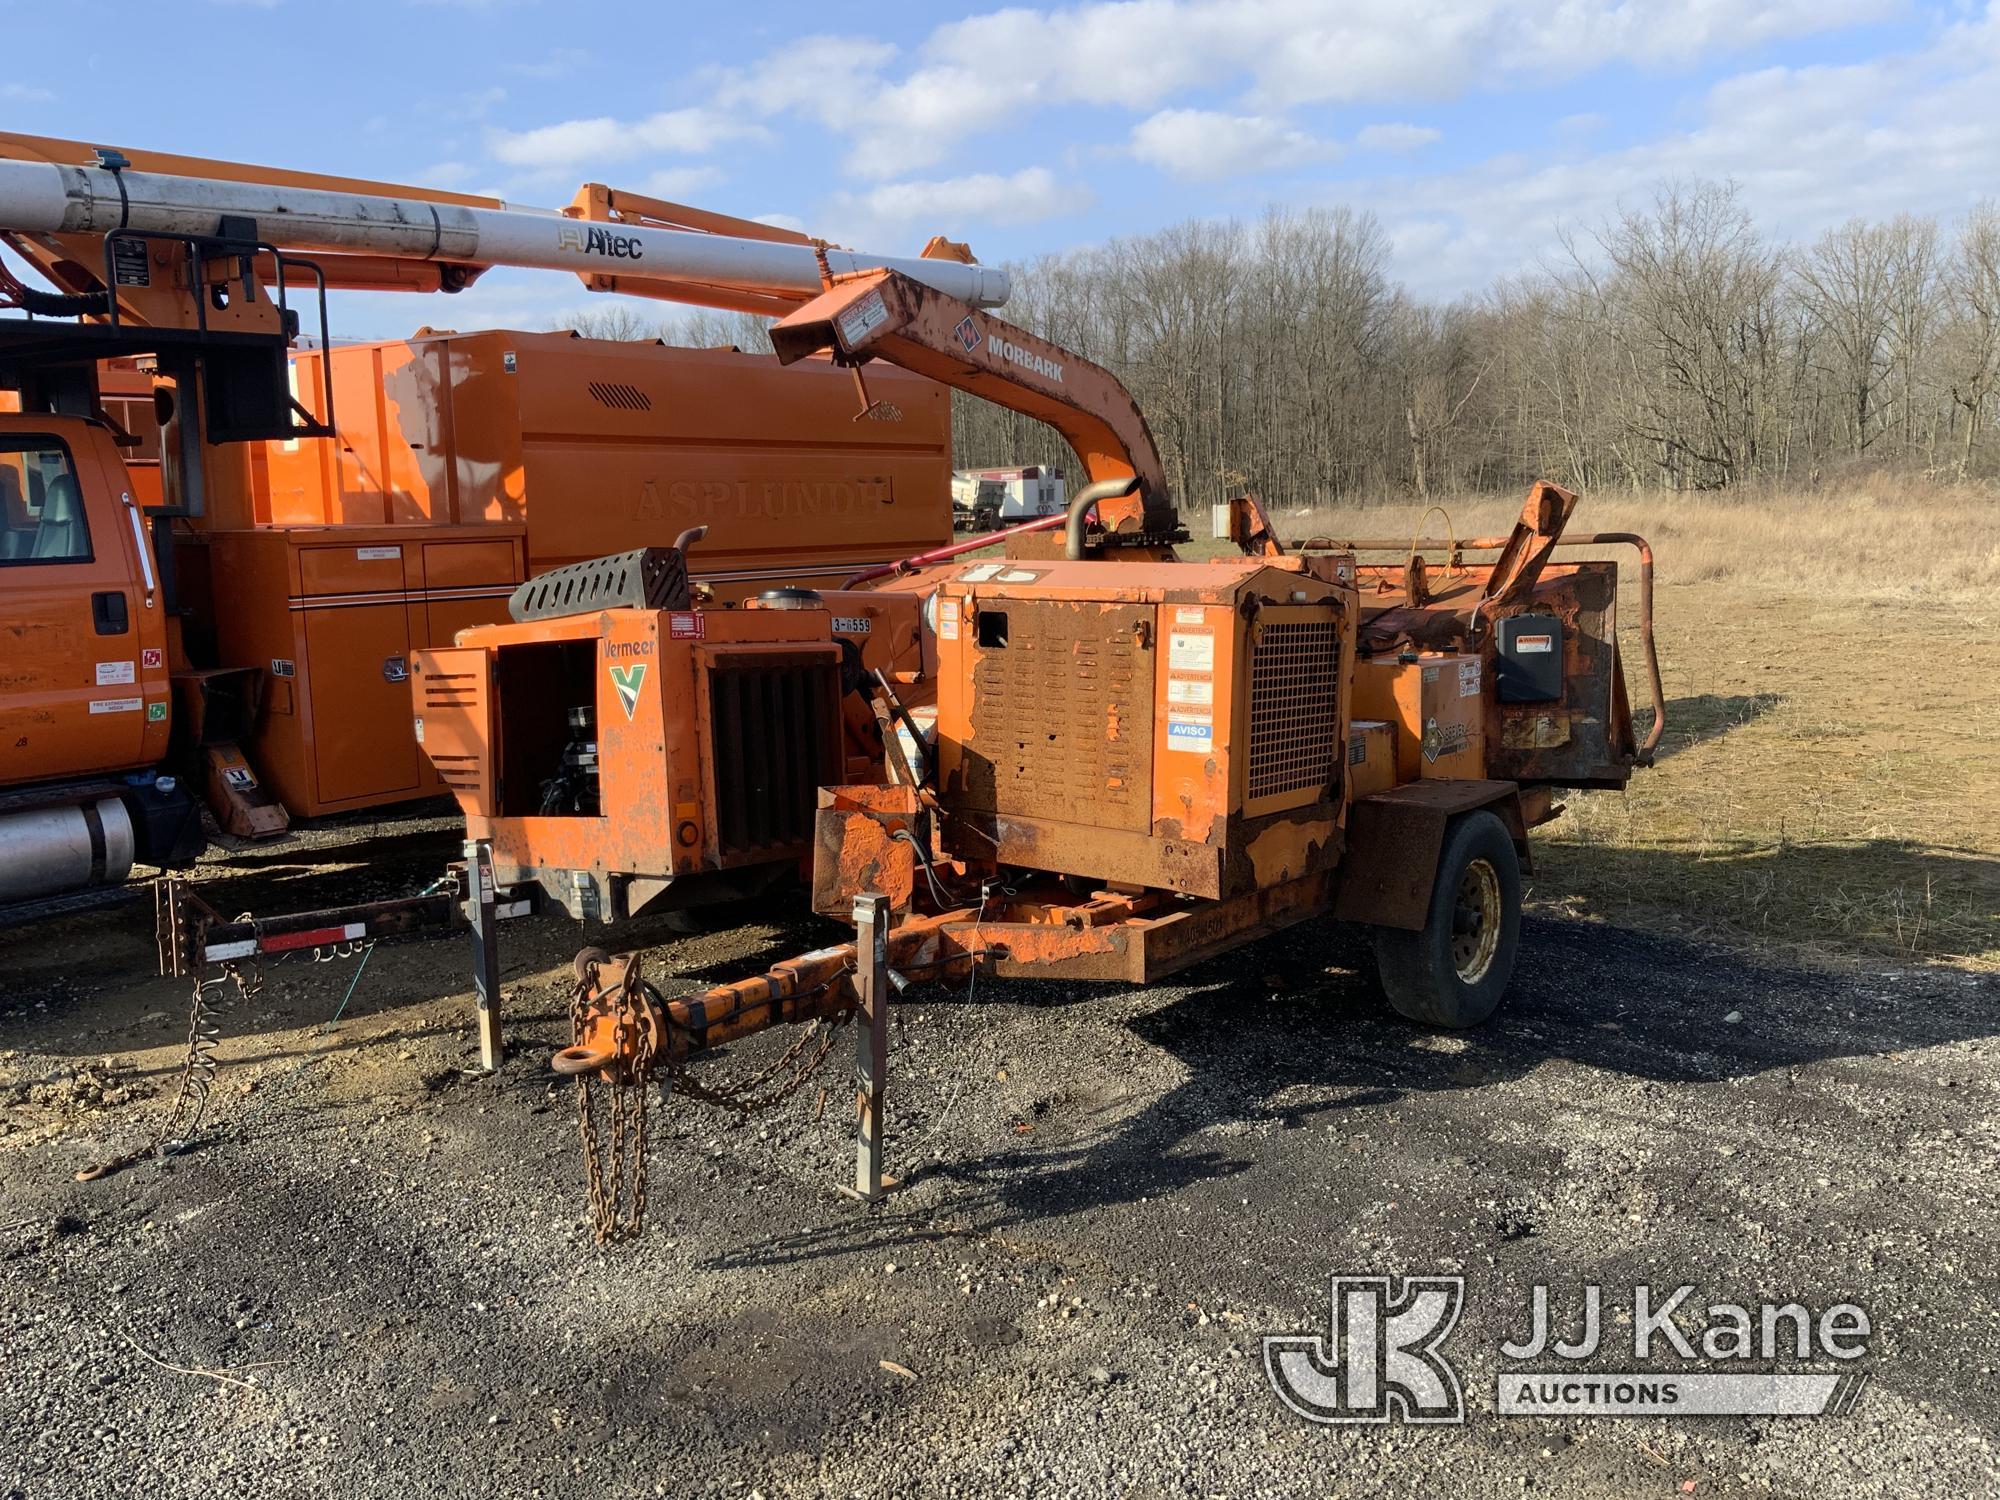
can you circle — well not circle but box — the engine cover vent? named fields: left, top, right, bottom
left=508, top=547, right=691, bottom=622
left=1245, top=612, right=1339, bottom=814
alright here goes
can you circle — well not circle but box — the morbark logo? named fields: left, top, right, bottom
left=989, top=334, right=1064, bottom=383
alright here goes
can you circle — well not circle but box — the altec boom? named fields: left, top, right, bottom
left=0, top=157, right=1009, bottom=309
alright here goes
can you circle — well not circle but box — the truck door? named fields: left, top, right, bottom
left=0, top=426, right=160, bottom=785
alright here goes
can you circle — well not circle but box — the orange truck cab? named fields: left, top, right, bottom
left=0, top=412, right=205, bottom=909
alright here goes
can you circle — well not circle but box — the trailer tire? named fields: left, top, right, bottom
left=1373, top=809, right=1521, bottom=1029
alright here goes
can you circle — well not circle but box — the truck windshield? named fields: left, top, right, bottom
left=0, top=437, right=92, bottom=565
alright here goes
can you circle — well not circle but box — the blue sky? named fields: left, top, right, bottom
left=7, top=0, right=2000, bottom=337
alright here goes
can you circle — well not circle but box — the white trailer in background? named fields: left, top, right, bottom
left=953, top=465, right=1065, bottom=528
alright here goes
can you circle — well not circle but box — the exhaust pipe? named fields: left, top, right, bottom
left=1063, top=477, right=1142, bottom=560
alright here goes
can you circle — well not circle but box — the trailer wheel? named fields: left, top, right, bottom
left=1373, top=809, right=1521, bottom=1028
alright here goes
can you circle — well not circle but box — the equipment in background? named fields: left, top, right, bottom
left=953, top=465, right=1064, bottom=530
left=0, top=129, right=977, bottom=919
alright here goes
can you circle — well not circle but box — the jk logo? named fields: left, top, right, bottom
left=1265, top=1275, right=1466, bottom=1424
left=608, top=662, right=647, bottom=720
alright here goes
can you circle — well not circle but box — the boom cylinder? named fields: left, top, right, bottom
left=0, top=159, right=1010, bottom=309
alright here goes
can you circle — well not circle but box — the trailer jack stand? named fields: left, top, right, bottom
left=837, top=892, right=899, bottom=1204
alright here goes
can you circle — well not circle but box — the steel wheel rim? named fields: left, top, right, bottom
left=1451, top=858, right=1502, bottom=984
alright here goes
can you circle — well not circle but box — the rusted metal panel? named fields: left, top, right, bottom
left=953, top=598, right=1156, bottom=833
left=1332, top=779, right=1522, bottom=930
left=1118, top=869, right=1333, bottom=982
left=1480, top=480, right=1577, bottom=610
left=942, top=808, right=1224, bottom=898
left=812, top=784, right=925, bottom=916
left=1484, top=565, right=1626, bottom=789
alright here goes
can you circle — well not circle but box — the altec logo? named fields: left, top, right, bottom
left=557, top=224, right=646, bottom=261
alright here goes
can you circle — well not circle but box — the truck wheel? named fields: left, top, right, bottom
left=1373, top=809, right=1521, bottom=1028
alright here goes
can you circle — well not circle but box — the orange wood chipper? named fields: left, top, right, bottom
left=403, top=265, right=1665, bottom=1240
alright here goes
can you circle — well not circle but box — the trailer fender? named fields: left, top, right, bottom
left=1332, top=779, right=1530, bottom=931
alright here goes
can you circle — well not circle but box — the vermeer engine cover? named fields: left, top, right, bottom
left=933, top=557, right=1355, bottom=900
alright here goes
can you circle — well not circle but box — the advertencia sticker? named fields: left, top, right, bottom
left=1168, top=631, right=1214, bottom=672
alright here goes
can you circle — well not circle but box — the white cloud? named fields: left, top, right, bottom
left=1350, top=6, right=2000, bottom=297
left=641, top=165, right=726, bottom=200
left=413, top=161, right=476, bottom=189
left=1130, top=109, right=1338, bottom=180
left=488, top=109, right=767, bottom=168
left=752, top=212, right=809, bottom=234
left=707, top=34, right=900, bottom=128
left=0, top=83, right=55, bottom=103
left=1355, top=122, right=1441, bottom=154
left=823, top=167, right=1094, bottom=246
left=505, top=48, right=591, bottom=80
left=787, top=0, right=1895, bottom=175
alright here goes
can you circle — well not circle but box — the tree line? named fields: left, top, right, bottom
left=574, top=180, right=2000, bottom=507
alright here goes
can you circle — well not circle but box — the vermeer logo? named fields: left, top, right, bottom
left=608, top=662, right=646, bottom=720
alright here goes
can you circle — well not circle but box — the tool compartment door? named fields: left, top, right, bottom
left=409, top=646, right=496, bottom=816
left=0, top=428, right=153, bottom=782
left=295, top=543, right=418, bottom=806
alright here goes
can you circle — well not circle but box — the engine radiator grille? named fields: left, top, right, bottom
left=1246, top=617, right=1339, bottom=809
left=705, top=650, right=842, bottom=864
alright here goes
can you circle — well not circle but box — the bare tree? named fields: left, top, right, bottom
left=1795, top=219, right=1897, bottom=459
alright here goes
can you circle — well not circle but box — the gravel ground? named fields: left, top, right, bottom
left=1, top=825, right=1996, bottom=1499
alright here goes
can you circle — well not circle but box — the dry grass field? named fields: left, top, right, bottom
left=1282, top=482, right=2000, bottom=969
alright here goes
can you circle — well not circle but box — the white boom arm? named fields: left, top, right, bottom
left=0, top=158, right=1009, bottom=309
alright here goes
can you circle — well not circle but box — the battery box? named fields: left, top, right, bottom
left=1352, top=653, right=1485, bottom=781
left=1495, top=613, right=1565, bottom=703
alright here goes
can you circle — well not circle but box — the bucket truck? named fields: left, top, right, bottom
left=0, top=133, right=1004, bottom=920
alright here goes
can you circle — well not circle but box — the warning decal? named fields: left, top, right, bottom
left=1168, top=631, right=1214, bottom=673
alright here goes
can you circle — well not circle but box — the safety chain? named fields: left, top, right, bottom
left=568, top=951, right=858, bottom=1242
left=573, top=953, right=656, bottom=1244
left=75, top=915, right=265, bottom=1183
left=667, top=985, right=852, bottom=1116
left=152, top=934, right=265, bottom=1154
